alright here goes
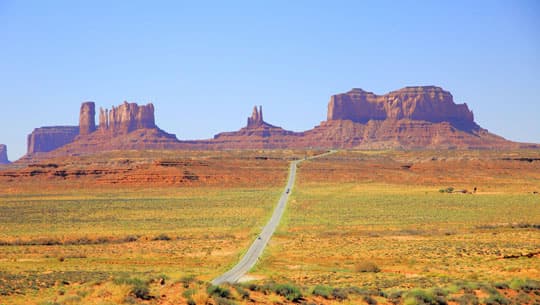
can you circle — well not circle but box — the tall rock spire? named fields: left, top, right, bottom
left=79, top=102, right=96, bottom=135
left=247, top=105, right=264, bottom=128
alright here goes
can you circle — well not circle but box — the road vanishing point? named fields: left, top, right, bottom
left=211, top=150, right=335, bottom=285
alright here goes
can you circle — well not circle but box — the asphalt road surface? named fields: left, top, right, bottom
left=211, top=151, right=334, bottom=285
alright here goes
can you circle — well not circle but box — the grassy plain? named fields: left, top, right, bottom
left=1, top=149, right=539, bottom=304
left=0, top=150, right=301, bottom=304
left=253, top=150, right=540, bottom=303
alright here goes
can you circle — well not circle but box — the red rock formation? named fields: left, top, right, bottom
left=0, top=144, right=9, bottom=164
left=42, top=101, right=178, bottom=156
left=205, top=87, right=522, bottom=150
left=247, top=106, right=264, bottom=128
left=99, top=102, right=156, bottom=134
left=328, top=86, right=476, bottom=130
left=79, top=102, right=96, bottom=135
left=302, top=119, right=511, bottom=149
left=209, top=105, right=302, bottom=149
left=18, top=87, right=534, bottom=161
left=27, top=126, right=79, bottom=154
left=301, top=86, right=513, bottom=149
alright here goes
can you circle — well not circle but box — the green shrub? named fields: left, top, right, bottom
left=131, top=280, right=151, bottom=300
left=484, top=294, right=509, bottom=305
left=178, top=275, right=195, bottom=288
left=233, top=284, right=250, bottom=300
left=245, top=283, right=258, bottom=291
left=388, top=290, right=403, bottom=304
left=207, top=285, right=231, bottom=298
left=153, top=233, right=172, bottom=241
left=274, top=283, right=302, bottom=302
left=404, top=289, right=446, bottom=305
left=494, top=282, right=509, bottom=289
left=183, top=289, right=196, bottom=299
left=312, top=285, right=332, bottom=298
left=521, top=279, right=540, bottom=292
left=509, top=278, right=540, bottom=291
left=509, top=278, right=526, bottom=290
left=113, top=277, right=152, bottom=300
left=345, top=286, right=370, bottom=296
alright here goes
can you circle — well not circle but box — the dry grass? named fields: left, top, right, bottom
left=1, top=149, right=539, bottom=304
left=255, top=150, right=540, bottom=289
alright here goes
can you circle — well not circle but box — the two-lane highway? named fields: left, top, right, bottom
left=211, top=151, right=334, bottom=285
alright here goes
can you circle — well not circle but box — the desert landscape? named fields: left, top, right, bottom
left=1, top=85, right=539, bottom=305
left=1, top=2, right=539, bottom=305
left=1, top=149, right=539, bottom=305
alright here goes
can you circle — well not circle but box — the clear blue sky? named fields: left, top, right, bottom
left=1, top=1, right=539, bottom=159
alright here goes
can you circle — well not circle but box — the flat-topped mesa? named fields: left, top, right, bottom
left=0, top=144, right=9, bottom=164
left=327, top=86, right=477, bottom=131
left=27, top=126, right=79, bottom=154
left=247, top=105, right=264, bottom=128
left=98, top=102, right=156, bottom=134
left=79, top=102, right=96, bottom=135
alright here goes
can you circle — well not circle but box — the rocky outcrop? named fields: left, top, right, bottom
left=39, top=101, right=178, bottom=157
left=0, top=144, right=9, bottom=164
left=27, top=126, right=79, bottom=154
left=209, top=106, right=302, bottom=149
left=98, top=102, right=156, bottom=134
left=79, top=102, right=96, bottom=135
left=327, top=86, right=477, bottom=131
left=247, top=106, right=264, bottom=128
left=24, top=101, right=175, bottom=158
left=17, top=86, right=532, bottom=161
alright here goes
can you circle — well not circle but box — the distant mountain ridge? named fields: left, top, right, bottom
left=19, top=86, right=537, bottom=161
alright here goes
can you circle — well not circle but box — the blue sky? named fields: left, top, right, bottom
left=1, top=1, right=539, bottom=159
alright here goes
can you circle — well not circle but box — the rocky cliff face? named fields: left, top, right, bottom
left=27, top=126, right=80, bottom=154
left=328, top=86, right=477, bottom=131
left=26, top=101, right=164, bottom=157
left=209, top=87, right=517, bottom=150
left=39, top=101, right=178, bottom=157
left=0, top=144, right=9, bottom=164
left=79, top=102, right=96, bottom=135
left=99, top=102, right=156, bottom=134
left=18, top=86, right=528, bottom=160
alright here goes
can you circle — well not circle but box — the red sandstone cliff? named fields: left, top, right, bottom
left=98, top=102, right=156, bottom=134
left=327, top=86, right=476, bottom=130
left=24, top=101, right=176, bottom=159
left=49, top=101, right=177, bottom=156
left=18, top=86, right=533, bottom=161
left=302, top=86, right=510, bottom=149
left=27, top=126, right=79, bottom=154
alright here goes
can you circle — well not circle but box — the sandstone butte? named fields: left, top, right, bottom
left=19, top=86, right=538, bottom=161
left=0, top=144, right=9, bottom=164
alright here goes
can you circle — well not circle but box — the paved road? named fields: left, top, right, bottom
left=211, top=151, right=335, bottom=285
